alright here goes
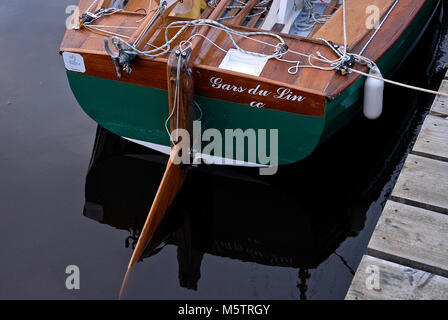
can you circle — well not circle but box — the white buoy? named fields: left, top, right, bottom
left=363, top=66, right=384, bottom=120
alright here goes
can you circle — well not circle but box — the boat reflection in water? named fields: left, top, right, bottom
left=80, top=4, right=446, bottom=298
left=83, top=125, right=379, bottom=298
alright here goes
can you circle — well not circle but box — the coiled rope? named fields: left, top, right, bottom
left=294, top=0, right=333, bottom=31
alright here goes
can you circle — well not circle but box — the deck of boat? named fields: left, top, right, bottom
left=345, top=72, right=448, bottom=300
left=61, top=0, right=428, bottom=101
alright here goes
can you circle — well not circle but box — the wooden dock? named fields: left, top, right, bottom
left=345, top=73, right=448, bottom=300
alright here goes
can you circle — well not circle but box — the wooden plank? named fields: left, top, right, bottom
left=413, top=115, right=448, bottom=162
left=201, top=0, right=217, bottom=18
left=228, top=0, right=259, bottom=25
left=312, top=0, right=396, bottom=50
left=124, top=0, right=152, bottom=11
left=347, top=76, right=448, bottom=301
left=324, top=0, right=427, bottom=97
left=246, top=0, right=270, bottom=28
left=367, top=201, right=448, bottom=277
left=391, top=154, right=448, bottom=214
left=346, top=255, right=448, bottom=300
left=294, top=0, right=421, bottom=94
left=431, top=80, right=448, bottom=116
left=221, top=0, right=247, bottom=22
left=128, top=5, right=178, bottom=50
left=62, top=0, right=430, bottom=98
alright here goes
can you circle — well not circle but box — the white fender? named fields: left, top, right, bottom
left=363, top=66, right=384, bottom=120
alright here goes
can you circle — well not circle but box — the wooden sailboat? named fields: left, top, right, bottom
left=61, top=0, right=441, bottom=292
left=61, top=0, right=441, bottom=166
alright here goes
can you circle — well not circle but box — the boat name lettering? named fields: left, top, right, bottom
left=209, top=78, right=306, bottom=106
left=274, top=88, right=306, bottom=102
left=210, top=77, right=246, bottom=93
left=250, top=101, right=266, bottom=108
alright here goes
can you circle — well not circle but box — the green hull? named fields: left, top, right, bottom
left=66, top=0, right=439, bottom=166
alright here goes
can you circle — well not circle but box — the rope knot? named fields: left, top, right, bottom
left=274, top=43, right=288, bottom=58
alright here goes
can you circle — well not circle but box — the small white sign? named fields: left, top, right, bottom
left=63, top=52, right=86, bottom=73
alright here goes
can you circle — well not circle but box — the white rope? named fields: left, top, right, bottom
left=89, top=25, right=138, bottom=29
left=350, top=68, right=448, bottom=97
left=112, top=19, right=287, bottom=59
left=341, top=0, right=347, bottom=55
left=85, top=0, right=446, bottom=98
left=85, top=25, right=132, bottom=39
left=295, top=0, right=334, bottom=31
left=82, top=8, right=124, bottom=26
left=165, top=53, right=183, bottom=144
left=86, top=0, right=99, bottom=13
left=182, top=33, right=229, bottom=53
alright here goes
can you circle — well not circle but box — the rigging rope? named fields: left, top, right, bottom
left=294, top=0, right=334, bottom=31
left=165, top=50, right=184, bottom=144
left=81, top=0, right=447, bottom=97
left=110, top=18, right=287, bottom=59
left=359, top=0, right=399, bottom=55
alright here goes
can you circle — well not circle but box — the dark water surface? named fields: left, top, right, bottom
left=0, top=1, right=447, bottom=300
